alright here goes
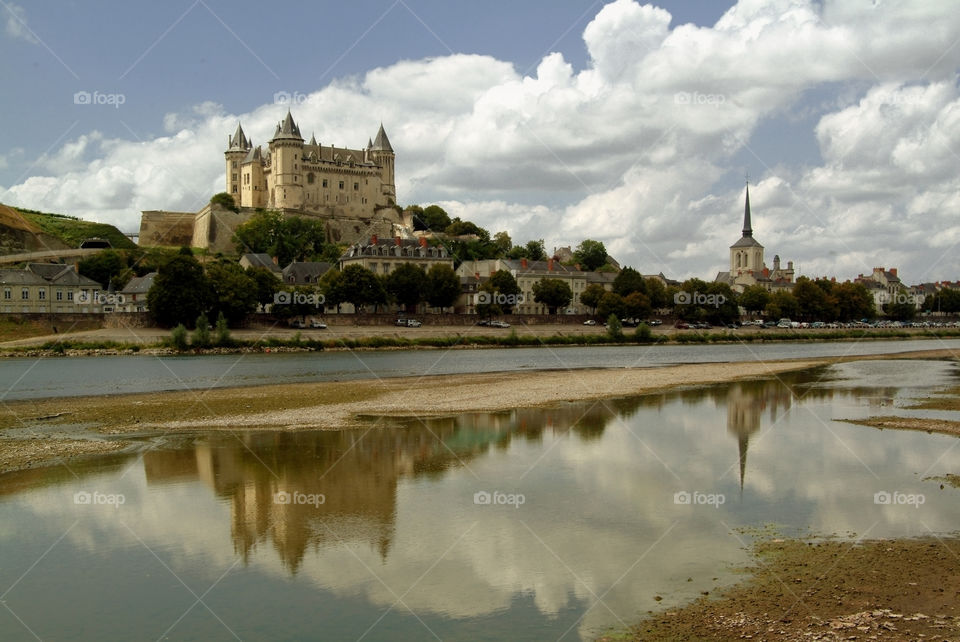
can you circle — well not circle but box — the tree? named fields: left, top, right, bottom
left=493, top=231, right=512, bottom=255
left=573, top=239, right=608, bottom=271
left=764, top=290, right=800, bottom=320
left=597, top=292, right=626, bottom=319
left=477, top=269, right=521, bottom=315
left=532, top=278, right=573, bottom=314
left=191, top=313, right=211, bottom=348
left=525, top=240, right=547, bottom=261
left=622, top=291, right=652, bottom=320
left=612, top=267, right=646, bottom=297
left=78, top=250, right=129, bottom=290
left=580, top=284, right=607, bottom=313
left=206, top=261, right=258, bottom=325
left=233, top=210, right=334, bottom=266
left=923, top=288, right=960, bottom=314
left=425, top=264, right=461, bottom=310
left=739, top=285, right=771, bottom=315
left=885, top=297, right=917, bottom=321
left=793, top=276, right=833, bottom=321
left=445, top=217, right=488, bottom=239
left=326, top=265, right=386, bottom=312
left=245, top=266, right=280, bottom=310
left=214, top=312, right=232, bottom=345
left=147, top=253, right=212, bottom=327
left=645, top=278, right=669, bottom=310
left=210, top=192, right=239, bottom=213
left=422, top=205, right=451, bottom=231
left=606, top=314, right=623, bottom=340
left=385, top=263, right=426, bottom=312
left=834, top=282, right=875, bottom=321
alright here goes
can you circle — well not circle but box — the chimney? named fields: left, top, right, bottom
left=419, top=236, right=428, bottom=248
left=890, top=268, right=897, bottom=277
left=547, top=259, right=554, bottom=271
left=395, top=236, right=402, bottom=246
left=475, top=272, right=480, bottom=280
left=371, top=234, right=378, bottom=245
left=575, top=263, right=581, bottom=271
left=272, top=256, right=278, bottom=265
left=521, top=258, right=528, bottom=269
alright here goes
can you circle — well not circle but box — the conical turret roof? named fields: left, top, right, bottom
left=371, top=123, right=393, bottom=152
left=228, top=122, right=250, bottom=151
left=271, top=110, right=303, bottom=142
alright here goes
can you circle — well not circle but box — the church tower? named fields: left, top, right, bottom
left=225, top=123, right=250, bottom=205
left=370, top=124, right=396, bottom=204
left=729, top=183, right=764, bottom=274
left=268, top=110, right=305, bottom=209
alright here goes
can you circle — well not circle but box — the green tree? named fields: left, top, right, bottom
left=206, top=261, right=258, bottom=325
left=327, top=265, right=386, bottom=312
left=385, top=263, right=426, bottom=312
left=169, top=324, right=188, bottom=351
left=612, top=267, right=646, bottom=296
left=532, top=278, right=573, bottom=314
left=191, top=313, right=211, bottom=348
left=834, top=282, right=875, bottom=321
left=923, top=288, right=960, bottom=314
left=210, top=192, right=239, bottom=213
left=622, top=291, right=652, bottom=320
left=573, top=239, right=608, bottom=271
left=78, top=250, right=129, bottom=290
left=739, top=284, right=771, bottom=315
left=580, top=283, right=607, bottom=313
left=525, top=240, right=547, bottom=261
left=764, top=290, right=800, bottom=320
left=147, top=253, right=212, bottom=327
left=477, top=269, right=521, bottom=315
left=493, top=231, right=512, bottom=255
left=422, top=205, right=451, bottom=231
left=425, top=264, right=461, bottom=310
left=597, top=292, right=626, bottom=319
left=214, top=312, right=232, bottom=346
left=606, top=314, right=623, bottom=340
left=645, top=278, right=669, bottom=310
left=245, top=266, right=280, bottom=310
left=793, top=276, right=833, bottom=321
left=233, top=210, right=333, bottom=266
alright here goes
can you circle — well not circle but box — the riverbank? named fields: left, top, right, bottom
left=616, top=535, right=960, bottom=641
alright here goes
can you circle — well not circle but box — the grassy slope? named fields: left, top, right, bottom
left=15, top=208, right=137, bottom=250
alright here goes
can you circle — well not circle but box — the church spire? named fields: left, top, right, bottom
left=742, top=181, right=753, bottom=238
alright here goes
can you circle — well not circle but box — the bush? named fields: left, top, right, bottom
left=633, top=323, right=653, bottom=343
left=214, top=312, right=232, bottom=346
left=606, top=314, right=623, bottom=340
left=170, top=324, right=189, bottom=351
left=192, top=313, right=211, bottom=348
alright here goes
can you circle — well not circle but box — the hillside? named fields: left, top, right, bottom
left=1, top=204, right=136, bottom=253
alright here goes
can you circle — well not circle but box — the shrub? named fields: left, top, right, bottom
left=192, top=313, right=211, bottom=348
left=170, top=324, right=189, bottom=351
left=606, top=314, right=623, bottom=340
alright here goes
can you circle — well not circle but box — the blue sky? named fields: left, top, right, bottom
left=3, top=0, right=960, bottom=283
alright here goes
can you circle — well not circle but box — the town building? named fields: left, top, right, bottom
left=239, top=253, right=282, bottom=278
left=715, top=184, right=795, bottom=293
left=855, top=267, right=907, bottom=311
left=115, top=272, right=157, bottom=313
left=457, top=258, right=592, bottom=315
left=0, top=263, right=103, bottom=313
left=339, top=235, right=452, bottom=276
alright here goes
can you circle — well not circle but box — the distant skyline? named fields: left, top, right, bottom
left=2, top=0, right=960, bottom=283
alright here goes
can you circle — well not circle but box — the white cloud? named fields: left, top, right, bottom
left=4, top=2, right=38, bottom=44
left=3, top=0, right=960, bottom=281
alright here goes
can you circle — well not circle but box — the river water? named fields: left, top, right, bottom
left=1, top=357, right=959, bottom=640
left=2, top=337, right=959, bottom=400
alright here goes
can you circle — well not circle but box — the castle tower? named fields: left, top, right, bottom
left=729, top=182, right=764, bottom=274
left=225, top=123, right=251, bottom=205
left=241, top=145, right=266, bottom=209
left=268, top=110, right=305, bottom=209
left=370, top=124, right=396, bottom=204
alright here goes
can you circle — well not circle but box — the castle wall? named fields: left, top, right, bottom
left=139, top=211, right=197, bottom=247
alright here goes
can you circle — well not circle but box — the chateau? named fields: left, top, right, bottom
left=140, top=111, right=407, bottom=253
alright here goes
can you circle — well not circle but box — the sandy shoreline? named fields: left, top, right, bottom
left=1, top=347, right=957, bottom=474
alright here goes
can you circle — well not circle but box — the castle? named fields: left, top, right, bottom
left=139, top=111, right=407, bottom=253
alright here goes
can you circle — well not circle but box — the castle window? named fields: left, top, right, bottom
left=232, top=186, right=237, bottom=193
left=307, top=173, right=315, bottom=184
left=353, top=182, right=359, bottom=191
left=339, top=181, right=344, bottom=190
left=294, top=176, right=298, bottom=182
left=232, top=162, right=237, bottom=169
left=232, top=173, right=237, bottom=181
left=322, top=179, right=328, bottom=188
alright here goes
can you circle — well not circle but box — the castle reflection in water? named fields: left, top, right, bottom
left=140, top=368, right=877, bottom=574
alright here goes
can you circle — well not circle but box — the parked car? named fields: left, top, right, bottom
left=476, top=319, right=490, bottom=326
left=647, top=319, right=662, bottom=326
left=674, top=321, right=690, bottom=329
left=777, top=318, right=792, bottom=328
left=406, top=319, right=422, bottom=327
left=310, top=320, right=327, bottom=329
left=489, top=320, right=511, bottom=328
left=583, top=319, right=597, bottom=326
left=395, top=318, right=408, bottom=326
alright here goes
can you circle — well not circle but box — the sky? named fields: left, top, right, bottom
left=1, top=0, right=959, bottom=284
